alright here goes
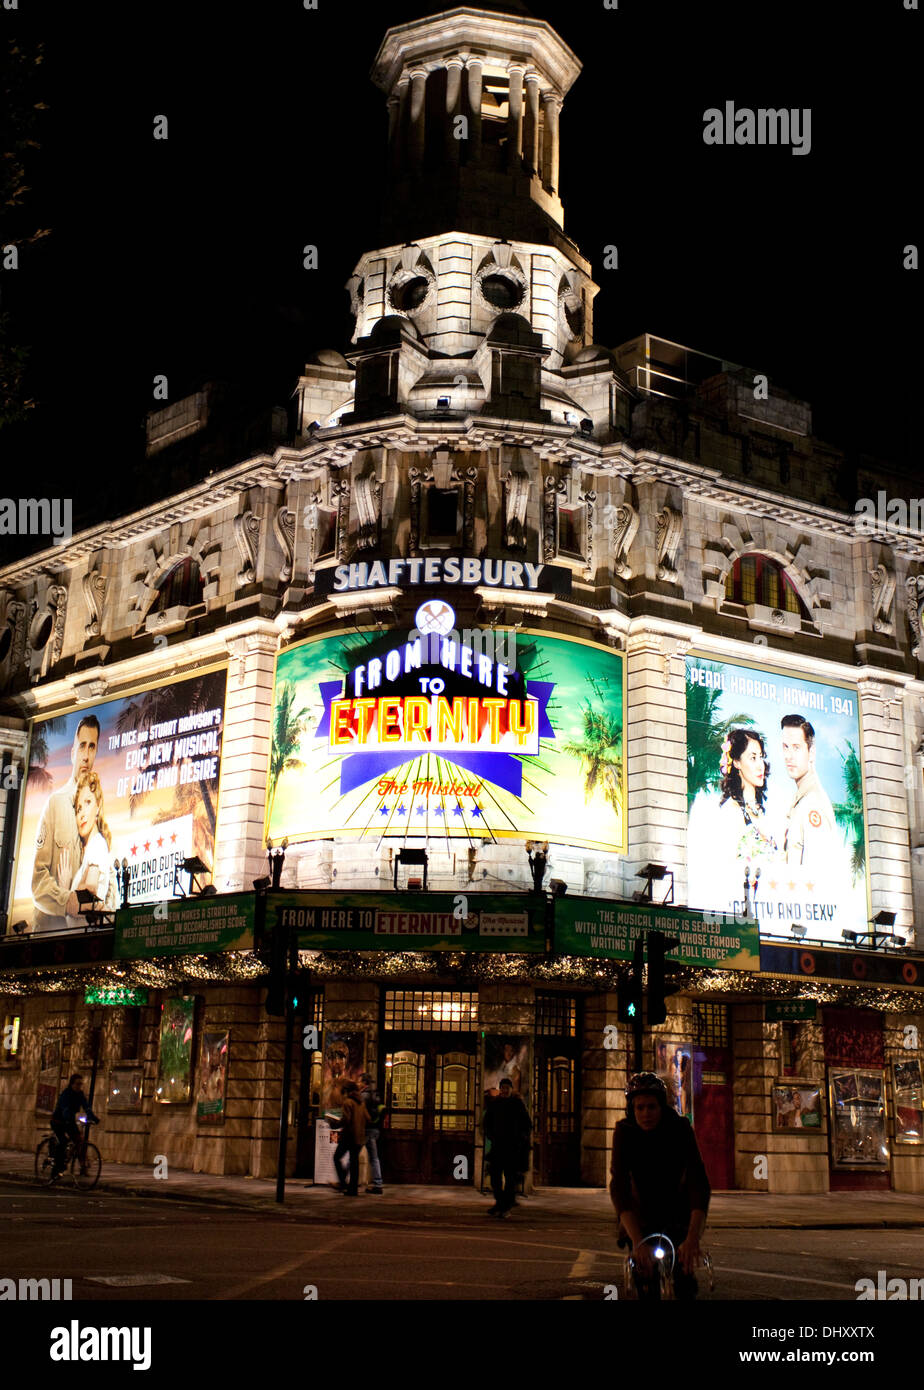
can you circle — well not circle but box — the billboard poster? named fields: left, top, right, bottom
left=483, top=1036, right=530, bottom=1105
left=155, top=996, right=196, bottom=1104
left=685, top=654, right=869, bottom=943
left=196, top=1031, right=230, bottom=1122
left=10, top=669, right=227, bottom=934
left=655, top=1040, right=694, bottom=1122
left=266, top=619, right=625, bottom=853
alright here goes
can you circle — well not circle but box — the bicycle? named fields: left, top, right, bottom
left=35, top=1117, right=101, bottom=1191
left=621, top=1232, right=715, bottom=1300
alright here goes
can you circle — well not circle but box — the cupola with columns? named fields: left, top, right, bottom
left=319, top=2, right=602, bottom=431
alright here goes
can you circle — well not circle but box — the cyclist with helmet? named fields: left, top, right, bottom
left=610, top=1072, right=711, bottom=1299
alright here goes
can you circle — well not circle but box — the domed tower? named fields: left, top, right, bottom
left=340, top=1, right=599, bottom=414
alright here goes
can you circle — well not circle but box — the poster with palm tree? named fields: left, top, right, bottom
left=685, top=654, right=869, bottom=940
left=10, top=669, right=228, bottom=930
left=266, top=626, right=626, bottom=853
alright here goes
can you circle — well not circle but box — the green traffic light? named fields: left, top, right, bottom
left=628, top=1003, right=636, bottom=1017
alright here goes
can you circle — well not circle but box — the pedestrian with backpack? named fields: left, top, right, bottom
left=359, top=1071, right=385, bottom=1195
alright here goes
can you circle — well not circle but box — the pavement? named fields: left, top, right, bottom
left=3, top=1146, right=924, bottom=1227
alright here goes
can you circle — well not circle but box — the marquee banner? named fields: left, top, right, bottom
left=10, top=668, right=227, bottom=933
left=554, top=897, right=760, bottom=970
left=266, top=622, right=626, bottom=853
left=685, top=653, right=869, bottom=943
left=269, top=890, right=546, bottom=952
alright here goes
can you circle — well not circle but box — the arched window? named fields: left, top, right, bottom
left=724, top=554, right=809, bottom=619
left=154, top=558, right=204, bottom=613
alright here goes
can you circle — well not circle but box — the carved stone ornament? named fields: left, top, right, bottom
left=273, top=506, right=296, bottom=584
left=579, top=490, right=596, bottom=578
left=48, top=584, right=68, bottom=665
left=354, top=472, right=382, bottom=553
left=82, top=567, right=107, bottom=638
left=656, top=505, right=683, bottom=583
left=906, top=573, right=924, bottom=659
left=408, top=466, right=433, bottom=558
left=8, top=599, right=28, bottom=673
left=503, top=469, right=530, bottom=550
left=233, top=510, right=261, bottom=587
left=543, top=475, right=567, bottom=564
left=454, top=465, right=479, bottom=552
left=869, top=561, right=895, bottom=636
left=303, top=490, right=321, bottom=583
left=331, top=475, right=351, bottom=562
left=610, top=501, right=640, bottom=580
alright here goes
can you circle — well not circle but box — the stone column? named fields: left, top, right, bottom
left=506, top=63, right=526, bottom=170
left=444, top=56, right=465, bottom=162
left=408, top=67, right=428, bottom=167
left=213, top=626, right=280, bottom=893
left=466, top=58, right=483, bottom=164
left=523, top=71, right=540, bottom=174
left=387, top=81, right=406, bottom=177
left=542, top=91, right=561, bottom=192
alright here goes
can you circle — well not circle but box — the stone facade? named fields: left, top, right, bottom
left=1, top=2, right=922, bottom=1194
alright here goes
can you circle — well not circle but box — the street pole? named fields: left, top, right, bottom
left=275, top=933, right=297, bottom=1204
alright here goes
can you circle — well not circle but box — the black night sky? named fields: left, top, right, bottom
left=3, top=0, right=920, bottom=554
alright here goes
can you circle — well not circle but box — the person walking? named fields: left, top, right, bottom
left=610, top=1072, right=711, bottom=1299
left=483, top=1077, right=531, bottom=1218
left=332, top=1080, right=367, bottom=1197
left=358, top=1071, right=385, bottom=1195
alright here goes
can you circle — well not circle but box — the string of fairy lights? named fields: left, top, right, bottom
left=0, top=950, right=920, bottom=1012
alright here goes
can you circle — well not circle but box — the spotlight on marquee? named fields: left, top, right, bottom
left=635, top=863, right=674, bottom=905
left=549, top=878, right=568, bottom=899
left=870, top=909, right=897, bottom=949
left=790, top=924, right=807, bottom=941
left=395, top=848, right=428, bottom=893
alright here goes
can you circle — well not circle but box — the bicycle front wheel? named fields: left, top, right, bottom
left=71, top=1142, right=101, bottom=1191
left=34, top=1137, right=57, bottom=1185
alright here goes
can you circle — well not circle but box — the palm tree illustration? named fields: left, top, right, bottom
left=563, top=675, right=623, bottom=816
left=115, top=673, right=224, bottom=861
left=26, top=715, right=66, bottom=795
left=832, top=741, right=865, bottom=881
left=267, top=681, right=310, bottom=828
left=685, top=667, right=754, bottom=813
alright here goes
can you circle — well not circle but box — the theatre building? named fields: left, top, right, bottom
left=1, top=2, right=923, bottom=1196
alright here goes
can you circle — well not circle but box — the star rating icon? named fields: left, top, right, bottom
left=435, top=807, right=444, bottom=817
left=397, top=804, right=407, bottom=816
left=379, top=806, right=389, bottom=817
left=471, top=806, right=482, bottom=818
left=416, top=805, right=426, bottom=816
left=452, top=804, right=463, bottom=817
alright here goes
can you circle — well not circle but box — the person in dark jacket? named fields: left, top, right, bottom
left=483, top=1078, right=531, bottom=1218
left=610, top=1071, right=710, bottom=1299
left=332, top=1080, right=367, bottom=1196
left=51, top=1073, right=99, bottom=1178
left=358, top=1072, right=385, bottom=1195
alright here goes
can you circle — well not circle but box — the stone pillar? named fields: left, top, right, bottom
left=444, top=56, right=465, bottom=162
left=466, top=58, right=483, bottom=164
left=408, top=67, right=428, bottom=167
left=857, top=677, right=915, bottom=932
left=625, top=630, right=688, bottom=898
left=506, top=63, right=526, bottom=170
left=387, top=81, right=406, bottom=177
left=542, top=92, right=561, bottom=192
left=523, top=71, right=540, bottom=174
left=213, top=626, right=280, bottom=893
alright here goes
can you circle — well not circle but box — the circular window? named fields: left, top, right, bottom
left=481, top=273, right=524, bottom=310
left=388, top=276, right=430, bottom=313
left=30, top=611, right=52, bottom=651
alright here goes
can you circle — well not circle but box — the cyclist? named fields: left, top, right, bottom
left=51, top=1073, right=99, bottom=1179
left=610, top=1072, right=710, bottom=1299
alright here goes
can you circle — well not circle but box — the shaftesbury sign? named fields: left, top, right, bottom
left=554, top=898, right=760, bottom=970
left=268, top=890, right=546, bottom=952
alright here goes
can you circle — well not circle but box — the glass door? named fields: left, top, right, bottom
left=383, top=1036, right=475, bottom=1183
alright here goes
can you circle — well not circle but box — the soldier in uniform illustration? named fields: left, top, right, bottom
left=780, top=715, right=836, bottom=868
left=31, top=716, right=100, bottom=932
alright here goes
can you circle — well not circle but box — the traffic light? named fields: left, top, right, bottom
left=264, top=926, right=288, bottom=1017
left=647, top=931, right=681, bottom=1026
left=617, top=935, right=645, bottom=1024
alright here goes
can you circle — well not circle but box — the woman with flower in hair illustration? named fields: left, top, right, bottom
left=56, top=771, right=117, bottom=928
left=714, top=728, right=780, bottom=913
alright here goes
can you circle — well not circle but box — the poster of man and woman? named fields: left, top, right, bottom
left=9, top=670, right=227, bottom=934
left=686, top=654, right=869, bottom=942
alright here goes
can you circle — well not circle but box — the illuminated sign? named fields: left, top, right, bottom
left=685, top=653, right=869, bottom=942
left=268, top=627, right=626, bottom=852
left=269, top=890, right=544, bottom=952
left=84, top=986, right=149, bottom=1006
left=10, top=669, right=228, bottom=935
left=314, top=556, right=573, bottom=596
